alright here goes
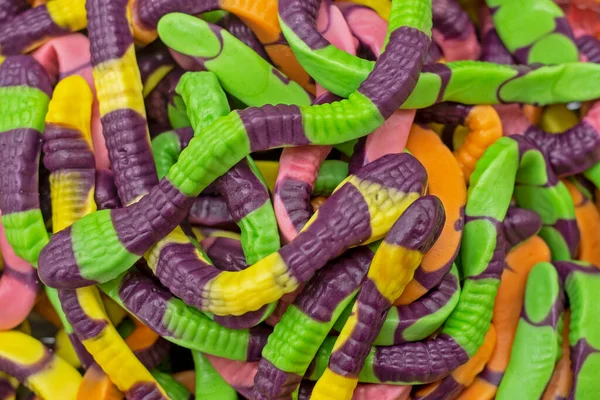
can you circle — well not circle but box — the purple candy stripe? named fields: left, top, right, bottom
left=247, top=325, right=271, bottom=362
left=357, top=27, right=429, bottom=119
left=0, top=0, right=27, bottom=24
left=432, top=0, right=472, bottom=40
left=353, top=153, right=428, bottom=195
left=553, top=260, right=600, bottom=282
left=425, top=41, right=443, bottom=64
left=253, top=359, right=303, bottom=400
left=570, top=338, right=600, bottom=397
left=0, top=129, right=43, bottom=214
left=481, top=28, right=514, bottom=64
left=95, top=169, right=122, bottom=210
left=87, top=0, right=134, bottom=65
left=412, top=258, right=454, bottom=292
left=373, top=334, right=469, bottom=383
left=512, top=17, right=575, bottom=64
left=134, top=338, right=170, bottom=370
left=222, top=14, right=271, bottom=62
left=479, top=366, right=504, bottom=386
left=205, top=237, right=246, bottom=272
left=520, top=289, right=565, bottom=328
left=43, top=125, right=95, bottom=172
left=0, top=375, right=16, bottom=400
left=422, top=64, right=452, bottom=104
left=1, top=265, right=38, bottom=288
left=58, top=289, right=108, bottom=340
left=464, top=215, right=506, bottom=281
left=239, top=105, right=309, bottom=152
left=217, top=159, right=270, bottom=221
left=296, top=247, right=373, bottom=322
left=126, top=381, right=167, bottom=400
left=67, top=332, right=94, bottom=369
left=0, top=6, right=68, bottom=57
left=395, top=270, right=458, bottom=344
left=413, top=375, right=463, bottom=400
left=0, top=347, right=52, bottom=382
left=146, top=69, right=184, bottom=136
left=278, top=0, right=328, bottom=50
left=214, top=306, right=269, bottom=330
left=348, top=137, right=368, bottom=175
left=274, top=178, right=313, bottom=232
left=576, top=35, right=600, bottom=63
left=415, top=102, right=472, bottom=126
left=111, top=179, right=195, bottom=256
left=137, top=41, right=176, bottom=86
left=37, top=226, right=98, bottom=289
left=553, top=218, right=581, bottom=258
left=502, top=207, right=542, bottom=251
left=188, top=195, right=236, bottom=230
left=0, top=55, right=53, bottom=94
left=101, top=109, right=158, bottom=206
left=134, top=0, right=220, bottom=30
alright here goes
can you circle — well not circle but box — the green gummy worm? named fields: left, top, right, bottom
left=192, top=351, right=237, bottom=400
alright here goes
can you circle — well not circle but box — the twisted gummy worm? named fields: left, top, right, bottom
left=0, top=330, right=82, bottom=399
left=312, top=196, right=445, bottom=399
left=39, top=0, right=433, bottom=318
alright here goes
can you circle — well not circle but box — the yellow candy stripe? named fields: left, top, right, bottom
left=46, top=0, right=87, bottom=31
left=0, top=331, right=82, bottom=400
left=75, top=287, right=168, bottom=396
left=369, top=243, right=423, bottom=302
left=50, top=172, right=97, bottom=232
left=312, top=369, right=359, bottom=400
left=54, top=328, right=82, bottom=369
left=142, top=65, right=175, bottom=97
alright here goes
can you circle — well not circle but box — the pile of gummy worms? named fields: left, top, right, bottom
left=0, top=0, right=598, bottom=399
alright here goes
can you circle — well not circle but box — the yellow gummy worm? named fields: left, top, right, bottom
left=0, top=331, right=82, bottom=399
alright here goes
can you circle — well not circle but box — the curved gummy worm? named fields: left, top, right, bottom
left=151, top=127, right=194, bottom=180
left=459, top=235, right=552, bottom=400
left=98, top=269, right=270, bottom=362
left=313, top=160, right=349, bottom=195
left=125, top=326, right=171, bottom=371
left=149, top=370, right=191, bottom=400
left=413, top=325, right=497, bottom=400
left=253, top=247, right=375, bottom=399
left=192, top=351, right=237, bottom=400
left=0, top=56, right=52, bottom=266
left=496, top=261, right=565, bottom=399
left=431, top=0, right=480, bottom=61
left=77, top=363, right=123, bottom=400
left=189, top=195, right=236, bottom=230
left=396, top=125, right=466, bottom=305
left=0, top=0, right=85, bottom=58
left=308, top=135, right=577, bottom=385
left=160, top=15, right=312, bottom=107
left=487, top=0, right=579, bottom=64
left=415, top=102, right=503, bottom=181
left=130, top=0, right=315, bottom=93
left=501, top=206, right=543, bottom=250
left=312, top=196, right=445, bottom=400
left=0, top=330, right=82, bottom=399
left=221, top=13, right=271, bottom=62
left=137, top=41, right=176, bottom=98
left=145, top=69, right=184, bottom=136
left=564, top=180, right=600, bottom=265
left=479, top=6, right=513, bottom=65
left=0, top=211, right=38, bottom=330
left=202, top=236, right=246, bottom=272
left=0, top=372, right=17, bottom=400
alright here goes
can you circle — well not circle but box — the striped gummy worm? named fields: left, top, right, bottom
left=396, top=125, right=466, bottom=305
left=0, top=330, right=82, bottom=399
left=98, top=268, right=271, bottom=362
left=312, top=160, right=349, bottom=195
left=129, top=0, right=316, bottom=93
left=541, top=310, right=572, bottom=400
left=307, top=135, right=578, bottom=385
left=415, top=102, right=503, bottom=182
left=137, top=41, right=176, bottom=99
left=159, top=15, right=312, bottom=107
left=564, top=180, right=600, bottom=265
left=192, top=351, right=238, bottom=400
left=151, top=127, right=195, bottom=181
left=280, top=0, right=600, bottom=104
left=431, top=0, right=481, bottom=61
left=412, top=325, right=497, bottom=400
left=124, top=326, right=171, bottom=371
left=221, top=13, right=272, bottom=62
left=147, top=68, right=184, bottom=136
left=487, top=0, right=579, bottom=64
left=0, top=55, right=52, bottom=266
left=189, top=195, right=237, bottom=230
left=0, top=372, right=17, bottom=400
left=0, top=0, right=86, bottom=58
left=38, top=0, right=433, bottom=316
left=149, top=370, right=192, bottom=400
left=0, top=0, right=27, bottom=24
left=496, top=261, right=566, bottom=400
left=478, top=6, right=514, bottom=65
left=311, top=196, right=445, bottom=400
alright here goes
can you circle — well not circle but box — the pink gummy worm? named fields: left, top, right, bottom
left=32, top=33, right=110, bottom=170
left=0, top=210, right=38, bottom=330
left=206, top=355, right=411, bottom=400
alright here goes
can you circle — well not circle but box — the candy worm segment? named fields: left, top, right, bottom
left=0, top=0, right=26, bottom=24
left=0, top=330, right=82, bottom=399
left=39, top=0, right=432, bottom=317
left=564, top=180, right=600, bottom=265
left=0, top=0, right=86, bottom=57
left=0, top=55, right=52, bottom=266
left=431, top=0, right=481, bottom=61
left=193, top=351, right=237, bottom=400
left=77, top=363, right=123, bottom=400
left=496, top=261, right=565, bottom=400
left=222, top=13, right=271, bottom=62
left=312, top=195, right=445, bottom=400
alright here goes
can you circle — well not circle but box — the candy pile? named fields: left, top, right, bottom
left=0, top=0, right=599, bottom=399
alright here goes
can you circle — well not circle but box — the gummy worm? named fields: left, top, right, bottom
left=149, top=370, right=192, bottom=400
left=415, top=102, right=503, bottom=182
left=161, top=16, right=312, bottom=107
left=192, top=351, right=238, bottom=400
left=202, top=235, right=247, bottom=272
left=130, top=0, right=316, bottom=93
left=0, top=372, right=17, bottom=400
left=312, top=196, right=445, bottom=400
left=0, top=330, right=82, bottom=399
left=0, top=56, right=51, bottom=266
left=146, top=69, right=183, bottom=136
left=431, top=0, right=481, bottom=61
left=308, top=135, right=578, bottom=384
left=496, top=261, right=566, bottom=399
left=478, top=6, right=514, bottom=65
left=221, top=13, right=271, bottom=62
left=280, top=0, right=600, bottom=104
left=564, top=180, right=600, bottom=265
left=98, top=268, right=270, bottom=362
left=189, top=195, right=237, bottom=230
left=0, top=0, right=86, bottom=58
left=0, top=0, right=27, bottom=24
left=396, top=125, right=466, bottom=305
left=541, top=311, right=572, bottom=400
left=137, top=41, right=176, bottom=99
left=413, top=325, right=497, bottom=400
left=78, top=363, right=123, bottom=400
left=487, top=0, right=579, bottom=64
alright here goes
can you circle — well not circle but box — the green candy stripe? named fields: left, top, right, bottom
left=192, top=351, right=237, bottom=400
left=496, top=262, right=564, bottom=400
left=150, top=370, right=191, bottom=400
left=313, top=160, right=349, bottom=196
left=158, top=14, right=312, bottom=107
